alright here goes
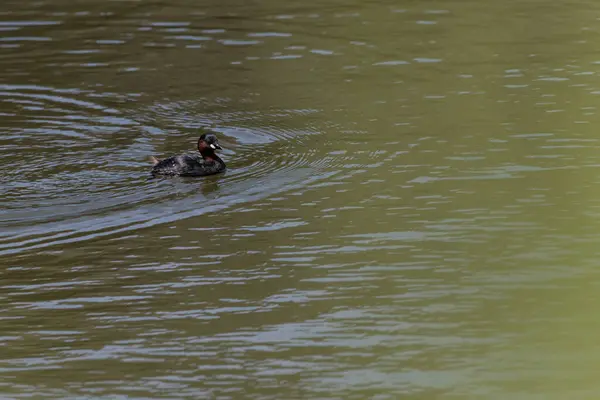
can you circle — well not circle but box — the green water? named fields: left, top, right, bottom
left=2, top=0, right=600, bottom=398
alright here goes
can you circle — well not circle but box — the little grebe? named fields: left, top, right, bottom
left=150, top=133, right=226, bottom=177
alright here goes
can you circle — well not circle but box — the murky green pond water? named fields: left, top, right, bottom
left=3, top=0, right=600, bottom=398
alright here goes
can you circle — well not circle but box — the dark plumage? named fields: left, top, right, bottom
left=150, top=133, right=226, bottom=177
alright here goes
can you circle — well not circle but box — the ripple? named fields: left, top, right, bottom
left=0, top=88, right=403, bottom=256
left=0, top=92, right=342, bottom=256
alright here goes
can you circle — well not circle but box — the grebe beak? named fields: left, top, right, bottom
left=210, top=143, right=222, bottom=150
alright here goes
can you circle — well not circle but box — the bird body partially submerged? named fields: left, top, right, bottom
left=150, top=133, right=226, bottom=177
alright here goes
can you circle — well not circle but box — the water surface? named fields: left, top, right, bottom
left=3, top=0, right=600, bottom=398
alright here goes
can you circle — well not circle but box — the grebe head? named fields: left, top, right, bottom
left=197, top=132, right=223, bottom=154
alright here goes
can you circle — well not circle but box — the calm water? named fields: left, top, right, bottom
left=3, top=0, right=600, bottom=398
